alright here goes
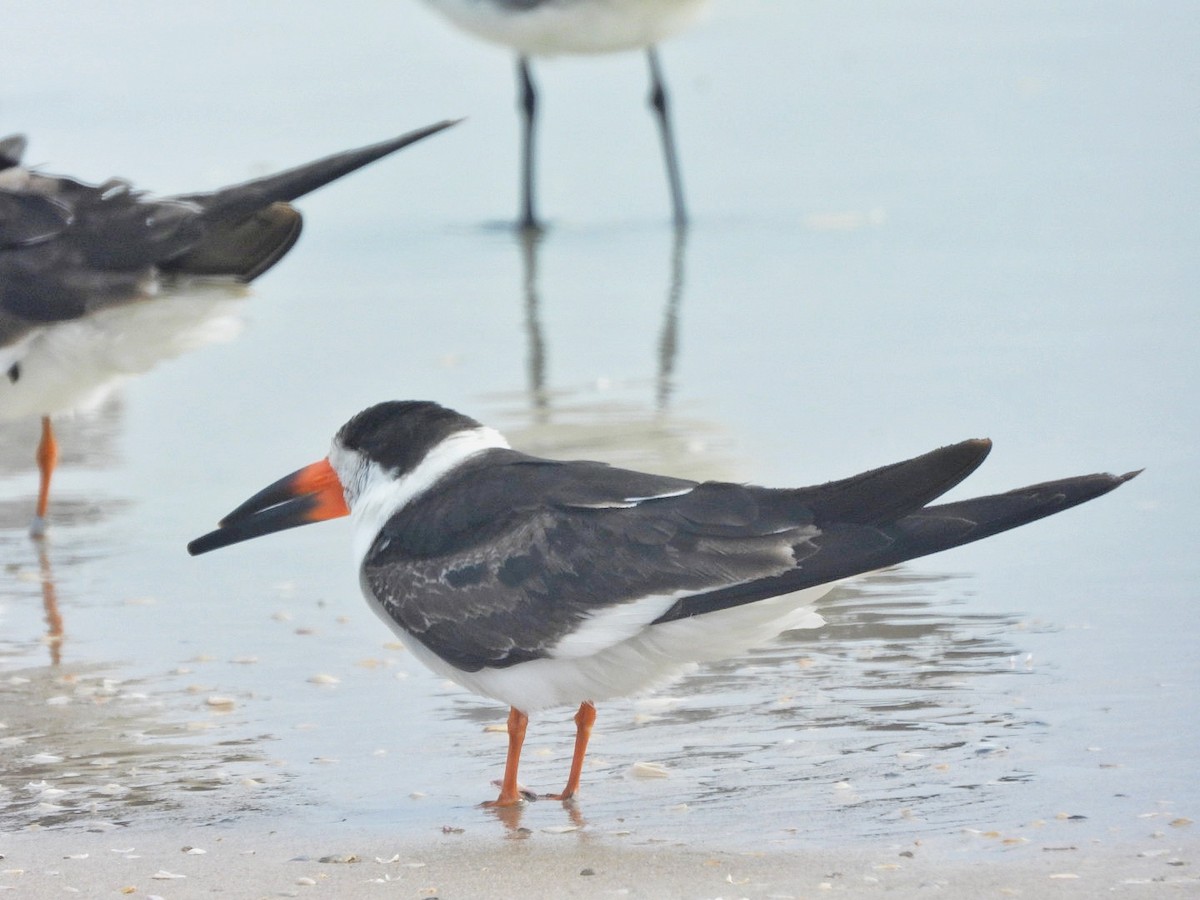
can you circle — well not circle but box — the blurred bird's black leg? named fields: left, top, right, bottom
left=647, top=47, right=688, bottom=229
left=31, top=416, right=58, bottom=538
left=517, top=55, right=541, bottom=232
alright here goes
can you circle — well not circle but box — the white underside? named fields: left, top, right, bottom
left=0, top=280, right=247, bottom=423
left=421, top=0, right=710, bottom=55
left=381, top=584, right=829, bottom=712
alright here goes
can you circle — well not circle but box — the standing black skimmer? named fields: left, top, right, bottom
left=0, top=122, right=455, bottom=535
left=419, top=0, right=709, bottom=229
left=188, top=401, right=1138, bottom=806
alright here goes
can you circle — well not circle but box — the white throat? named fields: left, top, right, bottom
left=337, top=425, right=510, bottom=568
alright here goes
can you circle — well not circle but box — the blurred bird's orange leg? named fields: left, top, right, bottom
left=32, top=417, right=58, bottom=537
left=543, top=700, right=596, bottom=801
left=482, top=706, right=529, bottom=807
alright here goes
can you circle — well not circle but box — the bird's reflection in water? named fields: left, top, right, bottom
left=0, top=486, right=285, bottom=832
left=36, top=540, right=63, bottom=665
left=495, top=228, right=723, bottom=481
left=518, top=229, right=549, bottom=422
left=1, top=399, right=129, bottom=666
left=517, top=227, right=686, bottom=416
left=482, top=791, right=587, bottom=838
left=653, top=228, right=686, bottom=414
left=0, top=391, right=286, bottom=831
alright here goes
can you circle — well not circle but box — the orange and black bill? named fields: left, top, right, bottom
left=187, top=459, right=349, bottom=556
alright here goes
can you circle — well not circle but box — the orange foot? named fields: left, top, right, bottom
left=482, top=779, right=537, bottom=807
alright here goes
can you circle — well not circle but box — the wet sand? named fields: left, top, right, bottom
left=3, top=823, right=1197, bottom=898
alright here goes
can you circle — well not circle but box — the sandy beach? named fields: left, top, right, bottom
left=4, top=820, right=1198, bottom=898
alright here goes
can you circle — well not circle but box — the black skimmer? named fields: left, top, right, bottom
left=0, top=122, right=455, bottom=535
left=419, top=0, right=709, bottom=229
left=188, top=400, right=1137, bottom=806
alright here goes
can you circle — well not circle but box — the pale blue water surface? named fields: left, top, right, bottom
left=0, top=0, right=1196, bottom=860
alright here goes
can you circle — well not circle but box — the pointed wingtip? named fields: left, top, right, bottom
left=947, top=437, right=992, bottom=471
left=1120, top=468, right=1144, bottom=483
left=396, top=118, right=462, bottom=144
left=180, top=119, right=461, bottom=217
left=933, top=437, right=992, bottom=467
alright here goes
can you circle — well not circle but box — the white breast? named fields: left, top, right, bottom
left=421, top=0, right=710, bottom=56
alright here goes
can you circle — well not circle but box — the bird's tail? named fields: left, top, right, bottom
left=860, top=469, right=1141, bottom=568
left=656, top=467, right=1140, bottom=623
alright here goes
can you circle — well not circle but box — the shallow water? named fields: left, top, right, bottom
left=1, top=0, right=1197, bottom=855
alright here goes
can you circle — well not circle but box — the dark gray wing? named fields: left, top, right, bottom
left=362, top=440, right=995, bottom=672
left=0, top=169, right=281, bottom=325
left=0, top=182, right=188, bottom=337
left=0, top=173, right=201, bottom=335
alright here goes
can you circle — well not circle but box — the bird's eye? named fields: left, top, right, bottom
left=5, top=362, right=18, bottom=384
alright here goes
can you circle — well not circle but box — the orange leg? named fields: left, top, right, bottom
left=482, top=706, right=529, bottom=807
left=543, top=700, right=596, bottom=801
left=33, top=416, right=59, bottom=536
